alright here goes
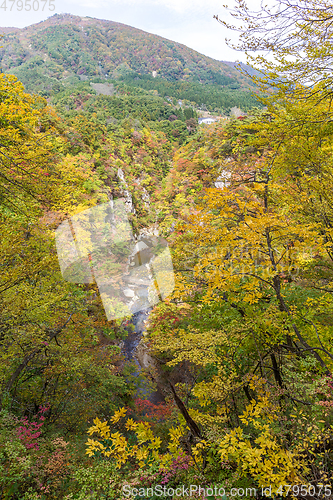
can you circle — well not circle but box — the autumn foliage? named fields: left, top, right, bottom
left=2, top=7, right=333, bottom=496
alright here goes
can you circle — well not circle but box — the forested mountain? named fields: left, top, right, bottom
left=0, top=14, right=260, bottom=113
left=0, top=13, right=249, bottom=86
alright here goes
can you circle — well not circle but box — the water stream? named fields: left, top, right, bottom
left=122, top=309, right=165, bottom=404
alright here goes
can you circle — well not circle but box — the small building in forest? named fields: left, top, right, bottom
left=198, top=117, right=218, bottom=125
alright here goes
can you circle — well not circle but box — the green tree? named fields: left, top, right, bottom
left=148, top=107, right=333, bottom=488
left=0, top=74, right=131, bottom=428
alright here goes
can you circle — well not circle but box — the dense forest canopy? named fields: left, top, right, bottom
left=0, top=3, right=333, bottom=499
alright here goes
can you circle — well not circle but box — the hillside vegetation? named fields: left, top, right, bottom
left=0, top=14, right=260, bottom=115
left=0, top=5, right=332, bottom=500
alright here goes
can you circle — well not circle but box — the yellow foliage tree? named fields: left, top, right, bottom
left=85, top=408, right=190, bottom=469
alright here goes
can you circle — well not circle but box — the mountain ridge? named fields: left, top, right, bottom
left=0, top=13, right=253, bottom=95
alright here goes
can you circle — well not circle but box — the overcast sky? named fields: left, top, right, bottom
left=0, top=0, right=254, bottom=62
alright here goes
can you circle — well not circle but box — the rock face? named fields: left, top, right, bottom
left=135, top=338, right=166, bottom=403
left=117, top=168, right=135, bottom=214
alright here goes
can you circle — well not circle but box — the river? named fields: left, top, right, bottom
left=122, top=308, right=165, bottom=404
